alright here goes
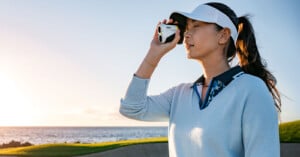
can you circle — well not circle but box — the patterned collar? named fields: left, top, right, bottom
left=191, top=66, right=244, bottom=110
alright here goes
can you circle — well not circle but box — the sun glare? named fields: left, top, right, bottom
left=0, top=73, right=36, bottom=126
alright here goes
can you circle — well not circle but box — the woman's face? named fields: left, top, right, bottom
left=183, top=19, right=220, bottom=60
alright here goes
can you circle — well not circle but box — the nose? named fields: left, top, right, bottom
left=184, top=31, right=191, bottom=39
left=184, top=31, right=191, bottom=43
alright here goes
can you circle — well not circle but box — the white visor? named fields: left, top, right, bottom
left=171, top=4, right=238, bottom=44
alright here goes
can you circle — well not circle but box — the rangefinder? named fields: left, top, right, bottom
left=158, top=24, right=178, bottom=44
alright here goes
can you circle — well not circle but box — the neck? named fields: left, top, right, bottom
left=198, top=57, right=230, bottom=85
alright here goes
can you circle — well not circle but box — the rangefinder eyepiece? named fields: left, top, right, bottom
left=158, top=24, right=178, bottom=44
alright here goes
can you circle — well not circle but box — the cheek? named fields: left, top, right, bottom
left=195, top=31, right=218, bottom=51
left=196, top=28, right=218, bottom=49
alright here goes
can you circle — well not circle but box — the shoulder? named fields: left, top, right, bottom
left=236, top=74, right=275, bottom=108
left=231, top=73, right=274, bottom=104
left=240, top=74, right=279, bottom=127
left=236, top=73, right=264, bottom=85
left=234, top=73, right=269, bottom=93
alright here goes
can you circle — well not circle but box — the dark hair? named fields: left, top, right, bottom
left=206, top=2, right=281, bottom=112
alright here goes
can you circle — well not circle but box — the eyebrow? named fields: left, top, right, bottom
left=187, top=19, right=197, bottom=24
left=190, top=19, right=196, bottom=23
left=187, top=19, right=198, bottom=26
left=189, top=19, right=205, bottom=25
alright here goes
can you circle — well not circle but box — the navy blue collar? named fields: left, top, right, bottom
left=191, top=66, right=244, bottom=110
left=192, top=66, right=243, bottom=87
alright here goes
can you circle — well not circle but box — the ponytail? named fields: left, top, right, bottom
left=237, top=15, right=281, bottom=112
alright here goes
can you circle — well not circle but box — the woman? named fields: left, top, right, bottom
left=120, top=2, right=281, bottom=157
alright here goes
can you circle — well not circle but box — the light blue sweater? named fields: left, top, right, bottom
left=120, top=72, right=280, bottom=157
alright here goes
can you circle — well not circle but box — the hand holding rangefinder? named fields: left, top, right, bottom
left=157, top=14, right=187, bottom=44
left=158, top=24, right=178, bottom=44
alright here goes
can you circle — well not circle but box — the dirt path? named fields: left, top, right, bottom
left=75, top=143, right=300, bottom=157
left=74, top=143, right=168, bottom=157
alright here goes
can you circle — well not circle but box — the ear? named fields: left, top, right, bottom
left=218, top=28, right=231, bottom=45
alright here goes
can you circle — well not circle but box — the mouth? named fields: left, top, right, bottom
left=185, top=44, right=195, bottom=49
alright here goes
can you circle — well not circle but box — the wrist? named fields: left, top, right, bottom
left=144, top=54, right=161, bottom=68
left=143, top=58, right=158, bottom=68
left=145, top=49, right=163, bottom=65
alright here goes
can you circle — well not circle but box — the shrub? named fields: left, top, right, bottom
left=0, top=140, right=33, bottom=149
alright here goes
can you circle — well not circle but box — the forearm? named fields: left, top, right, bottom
left=120, top=75, right=173, bottom=121
left=135, top=49, right=163, bottom=79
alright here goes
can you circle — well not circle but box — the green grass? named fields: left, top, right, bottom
left=0, top=137, right=167, bottom=157
left=279, top=120, right=300, bottom=143
left=0, top=120, right=299, bottom=157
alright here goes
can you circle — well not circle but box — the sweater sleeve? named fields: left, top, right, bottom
left=242, top=80, right=280, bottom=157
left=119, top=75, right=175, bottom=121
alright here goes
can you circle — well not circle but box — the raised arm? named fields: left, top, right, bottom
left=119, top=19, right=181, bottom=121
left=135, top=19, right=180, bottom=79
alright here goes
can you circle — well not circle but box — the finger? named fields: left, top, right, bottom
left=171, top=29, right=181, bottom=44
left=162, top=19, right=167, bottom=24
left=167, top=19, right=173, bottom=24
left=153, top=22, right=161, bottom=40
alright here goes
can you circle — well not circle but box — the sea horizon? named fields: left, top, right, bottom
left=0, top=126, right=168, bottom=145
left=0, top=125, right=168, bottom=128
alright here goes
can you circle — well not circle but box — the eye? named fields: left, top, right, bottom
left=193, top=24, right=201, bottom=28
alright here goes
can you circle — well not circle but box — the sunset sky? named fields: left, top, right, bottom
left=0, top=0, right=299, bottom=126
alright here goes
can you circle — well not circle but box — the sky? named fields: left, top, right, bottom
left=0, top=0, right=299, bottom=126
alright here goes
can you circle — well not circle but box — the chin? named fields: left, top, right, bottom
left=186, top=51, right=195, bottom=59
left=186, top=50, right=192, bottom=58
left=186, top=54, right=194, bottom=59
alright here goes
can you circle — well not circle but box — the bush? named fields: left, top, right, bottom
left=0, top=140, right=33, bottom=149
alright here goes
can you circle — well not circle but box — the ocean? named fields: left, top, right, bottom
left=0, top=127, right=168, bottom=145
